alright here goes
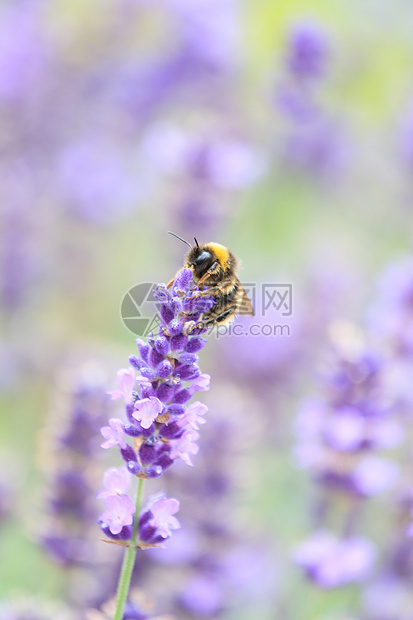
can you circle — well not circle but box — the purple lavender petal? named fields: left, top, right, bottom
left=286, top=20, right=330, bottom=80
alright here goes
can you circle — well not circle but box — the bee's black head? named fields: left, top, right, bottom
left=187, top=244, right=215, bottom=279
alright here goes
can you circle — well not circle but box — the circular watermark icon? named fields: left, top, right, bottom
left=120, top=282, right=161, bottom=337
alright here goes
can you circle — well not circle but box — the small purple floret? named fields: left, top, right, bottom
left=139, top=492, right=180, bottom=542
left=100, top=418, right=127, bottom=450
left=100, top=494, right=136, bottom=536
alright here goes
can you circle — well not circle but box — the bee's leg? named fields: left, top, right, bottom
left=183, top=320, right=197, bottom=335
left=186, top=287, right=220, bottom=300
left=186, top=280, right=233, bottom=300
left=189, top=263, right=220, bottom=292
left=167, top=268, right=185, bottom=290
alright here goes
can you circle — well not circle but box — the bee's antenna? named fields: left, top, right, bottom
left=168, top=231, right=192, bottom=249
left=194, top=237, right=200, bottom=249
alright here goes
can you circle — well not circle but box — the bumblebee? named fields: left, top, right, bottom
left=168, top=233, right=254, bottom=328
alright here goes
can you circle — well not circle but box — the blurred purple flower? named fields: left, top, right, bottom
left=139, top=123, right=189, bottom=175
left=222, top=545, right=278, bottom=604
left=294, top=531, right=376, bottom=588
left=274, top=84, right=318, bottom=123
left=323, top=407, right=365, bottom=452
left=0, top=173, right=40, bottom=314
left=177, top=574, right=223, bottom=617
left=121, top=605, right=149, bottom=620
left=140, top=122, right=266, bottom=241
left=185, top=138, right=266, bottom=189
left=40, top=370, right=110, bottom=578
left=282, top=115, right=349, bottom=180
left=146, top=527, right=201, bottom=565
left=294, top=400, right=326, bottom=469
left=175, top=194, right=220, bottom=240
left=352, top=455, right=398, bottom=497
left=170, top=0, right=240, bottom=72
left=108, top=368, right=136, bottom=403
left=368, top=256, right=413, bottom=356
left=141, top=124, right=266, bottom=189
left=294, top=336, right=401, bottom=598
left=322, top=408, right=402, bottom=454
left=219, top=313, right=301, bottom=393
left=286, top=21, right=330, bottom=80
left=49, top=469, right=90, bottom=518
left=363, top=576, right=413, bottom=620
left=274, top=21, right=349, bottom=181
left=117, top=0, right=239, bottom=121
left=0, top=1, right=48, bottom=101
left=295, top=343, right=400, bottom=499
left=56, top=137, right=140, bottom=224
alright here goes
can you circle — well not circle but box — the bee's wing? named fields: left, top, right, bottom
left=236, top=277, right=254, bottom=316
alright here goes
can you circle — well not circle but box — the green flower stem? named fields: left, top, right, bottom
left=113, top=477, right=145, bottom=620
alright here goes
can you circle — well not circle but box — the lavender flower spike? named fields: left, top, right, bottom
left=99, top=268, right=213, bottom=490
left=98, top=268, right=214, bottom=620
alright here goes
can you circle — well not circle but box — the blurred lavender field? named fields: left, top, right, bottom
left=2, top=0, right=413, bottom=618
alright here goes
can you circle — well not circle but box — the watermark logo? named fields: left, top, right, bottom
left=215, top=322, right=291, bottom=339
left=262, top=284, right=292, bottom=316
left=120, top=283, right=162, bottom=337
left=120, top=282, right=293, bottom=337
